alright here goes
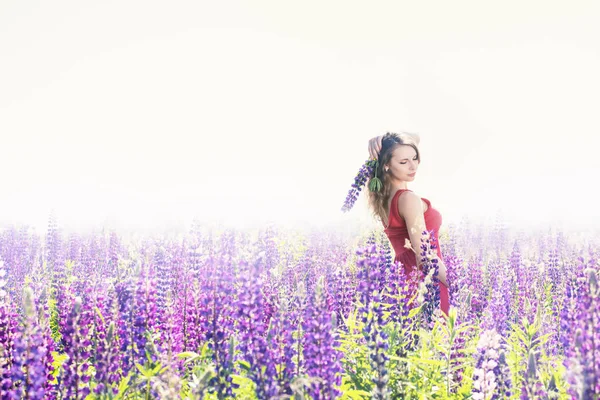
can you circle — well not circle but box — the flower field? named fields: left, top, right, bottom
left=0, top=217, right=598, bottom=399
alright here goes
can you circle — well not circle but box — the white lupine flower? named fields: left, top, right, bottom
left=477, top=334, right=491, bottom=349
left=423, top=273, right=432, bottom=285
left=487, top=349, right=499, bottom=359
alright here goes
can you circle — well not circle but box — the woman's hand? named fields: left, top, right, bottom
left=368, top=135, right=384, bottom=160
left=369, top=132, right=421, bottom=160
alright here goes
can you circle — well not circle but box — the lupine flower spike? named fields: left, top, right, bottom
left=341, top=159, right=379, bottom=212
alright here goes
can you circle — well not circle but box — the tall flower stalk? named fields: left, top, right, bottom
left=57, top=283, right=94, bottom=399
left=7, top=287, right=51, bottom=400
left=302, top=276, right=344, bottom=399
left=565, top=268, right=600, bottom=398
left=234, top=256, right=279, bottom=398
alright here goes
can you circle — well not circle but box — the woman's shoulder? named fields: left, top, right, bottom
left=396, top=190, right=430, bottom=215
left=395, top=188, right=419, bottom=202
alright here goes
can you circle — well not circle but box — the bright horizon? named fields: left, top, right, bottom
left=1, top=0, right=599, bottom=235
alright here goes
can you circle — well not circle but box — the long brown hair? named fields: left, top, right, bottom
left=367, top=132, right=421, bottom=224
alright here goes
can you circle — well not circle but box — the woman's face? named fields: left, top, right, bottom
left=386, top=145, right=419, bottom=181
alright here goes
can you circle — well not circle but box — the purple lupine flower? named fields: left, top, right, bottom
left=134, top=267, right=160, bottom=359
left=266, top=298, right=298, bottom=396
left=153, top=244, right=171, bottom=312
left=355, top=243, right=387, bottom=318
left=415, top=229, right=442, bottom=327
left=510, top=241, right=531, bottom=323
left=167, top=240, right=188, bottom=299
left=7, top=287, right=50, bottom=400
left=181, top=280, right=207, bottom=354
left=259, top=225, right=280, bottom=272
left=90, top=286, right=121, bottom=396
left=329, top=265, right=356, bottom=327
left=159, top=295, right=184, bottom=370
left=446, top=314, right=470, bottom=392
left=282, top=279, right=309, bottom=384
left=559, top=257, right=587, bottom=356
left=106, top=231, right=121, bottom=279
left=471, top=329, right=511, bottom=400
left=40, top=310, right=57, bottom=399
left=57, top=283, right=94, bottom=399
left=115, top=267, right=160, bottom=376
left=384, top=259, right=414, bottom=329
left=565, top=267, right=600, bottom=398
left=174, top=253, right=193, bottom=355
left=217, top=229, right=237, bottom=259
left=261, top=266, right=280, bottom=326
left=80, top=236, right=99, bottom=281
left=379, top=234, right=414, bottom=326
left=442, top=224, right=469, bottom=313
left=520, top=351, right=547, bottom=399
left=67, top=233, right=82, bottom=267
left=186, top=242, right=204, bottom=281
left=463, top=256, right=488, bottom=320
left=483, top=271, right=511, bottom=337
left=258, top=226, right=281, bottom=323
left=547, top=247, right=562, bottom=289
left=0, top=263, right=18, bottom=397
left=341, top=159, right=377, bottom=212
left=354, top=240, right=395, bottom=397
left=198, top=254, right=237, bottom=398
left=46, top=213, right=66, bottom=295
left=1, top=228, right=30, bottom=308
left=235, top=256, right=280, bottom=398
left=302, top=276, right=344, bottom=399
left=363, top=290, right=391, bottom=398
left=115, top=277, right=140, bottom=375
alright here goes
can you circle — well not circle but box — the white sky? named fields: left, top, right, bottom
left=1, top=0, right=599, bottom=234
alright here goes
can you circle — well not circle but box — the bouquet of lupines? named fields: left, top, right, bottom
left=341, top=159, right=381, bottom=212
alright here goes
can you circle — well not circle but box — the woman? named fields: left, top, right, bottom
left=365, top=132, right=450, bottom=316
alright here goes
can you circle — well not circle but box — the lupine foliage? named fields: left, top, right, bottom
left=0, top=220, right=598, bottom=399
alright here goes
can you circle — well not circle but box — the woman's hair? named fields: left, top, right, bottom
left=367, top=132, right=421, bottom=223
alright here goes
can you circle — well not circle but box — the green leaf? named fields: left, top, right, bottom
left=177, top=351, right=200, bottom=359
left=237, top=359, right=251, bottom=371
left=116, top=374, right=132, bottom=398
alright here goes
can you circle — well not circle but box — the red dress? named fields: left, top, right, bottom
left=382, top=189, right=450, bottom=316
